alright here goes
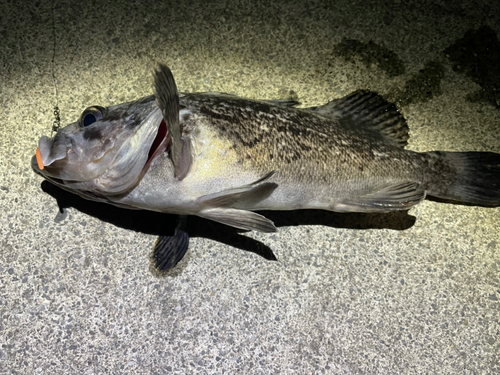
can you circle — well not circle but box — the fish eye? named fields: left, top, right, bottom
left=80, top=106, right=105, bottom=127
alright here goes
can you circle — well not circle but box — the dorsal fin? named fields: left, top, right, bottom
left=308, top=90, right=409, bottom=148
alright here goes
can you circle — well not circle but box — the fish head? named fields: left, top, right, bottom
left=32, top=95, right=168, bottom=196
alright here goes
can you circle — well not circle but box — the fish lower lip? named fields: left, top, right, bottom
left=31, top=154, right=43, bottom=174
left=35, top=147, right=44, bottom=170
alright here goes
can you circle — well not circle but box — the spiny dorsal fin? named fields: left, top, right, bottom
left=308, top=90, right=409, bottom=148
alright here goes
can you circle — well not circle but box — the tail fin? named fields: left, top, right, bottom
left=426, top=151, right=500, bottom=206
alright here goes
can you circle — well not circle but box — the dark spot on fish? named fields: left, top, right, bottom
left=299, top=143, right=312, bottom=152
left=232, top=134, right=260, bottom=148
left=276, top=125, right=300, bottom=137
left=83, top=127, right=103, bottom=141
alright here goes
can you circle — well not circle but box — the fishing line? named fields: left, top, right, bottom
left=50, top=0, right=61, bottom=136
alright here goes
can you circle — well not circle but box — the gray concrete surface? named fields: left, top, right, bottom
left=1, top=0, right=499, bottom=373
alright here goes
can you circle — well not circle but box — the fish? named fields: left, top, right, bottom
left=32, top=63, right=500, bottom=272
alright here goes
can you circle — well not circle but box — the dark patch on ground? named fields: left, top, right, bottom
left=328, top=38, right=446, bottom=107
left=444, top=25, right=500, bottom=108
left=332, top=38, right=406, bottom=78
left=391, top=61, right=446, bottom=107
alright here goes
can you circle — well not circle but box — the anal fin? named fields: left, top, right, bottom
left=340, top=182, right=426, bottom=212
left=198, top=208, right=277, bottom=233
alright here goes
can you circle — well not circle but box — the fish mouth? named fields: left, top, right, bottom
left=34, top=133, right=71, bottom=174
left=32, top=105, right=167, bottom=195
left=31, top=153, right=67, bottom=192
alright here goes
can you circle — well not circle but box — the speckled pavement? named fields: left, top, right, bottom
left=1, top=0, right=499, bottom=373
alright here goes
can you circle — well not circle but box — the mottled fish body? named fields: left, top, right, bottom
left=123, top=93, right=423, bottom=212
left=32, top=64, right=500, bottom=271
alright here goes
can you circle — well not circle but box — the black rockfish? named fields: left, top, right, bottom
left=32, top=64, right=500, bottom=271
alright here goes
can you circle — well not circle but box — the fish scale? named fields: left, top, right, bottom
left=181, top=92, right=422, bottom=193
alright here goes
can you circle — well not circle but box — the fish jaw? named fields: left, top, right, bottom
left=33, top=122, right=101, bottom=181
left=32, top=96, right=166, bottom=195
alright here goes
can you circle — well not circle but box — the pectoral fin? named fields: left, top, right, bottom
left=196, top=171, right=278, bottom=232
left=199, top=182, right=278, bottom=208
left=197, top=171, right=278, bottom=208
left=153, top=63, right=192, bottom=180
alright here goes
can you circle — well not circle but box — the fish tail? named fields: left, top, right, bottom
left=425, top=151, right=500, bottom=206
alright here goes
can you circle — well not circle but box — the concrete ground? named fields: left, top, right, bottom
left=1, top=0, right=499, bottom=373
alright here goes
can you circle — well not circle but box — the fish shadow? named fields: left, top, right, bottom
left=41, top=181, right=416, bottom=262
